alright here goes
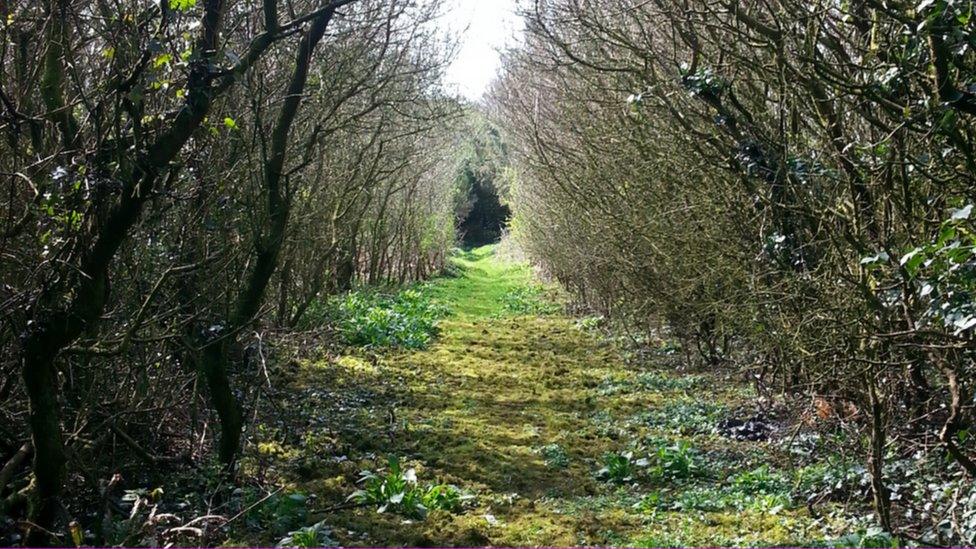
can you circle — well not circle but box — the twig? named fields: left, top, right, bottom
left=0, top=442, right=31, bottom=495
left=221, top=487, right=283, bottom=526
left=109, top=423, right=183, bottom=466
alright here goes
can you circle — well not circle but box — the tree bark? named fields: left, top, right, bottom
left=200, top=6, right=338, bottom=467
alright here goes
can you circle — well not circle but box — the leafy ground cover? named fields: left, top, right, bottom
left=231, top=245, right=890, bottom=547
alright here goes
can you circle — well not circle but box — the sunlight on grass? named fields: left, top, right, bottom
left=428, top=244, right=543, bottom=318
left=266, top=244, right=838, bottom=547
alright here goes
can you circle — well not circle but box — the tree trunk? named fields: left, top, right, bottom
left=198, top=7, right=337, bottom=466
left=22, top=342, right=66, bottom=546
left=867, top=378, right=892, bottom=532
left=198, top=341, right=244, bottom=465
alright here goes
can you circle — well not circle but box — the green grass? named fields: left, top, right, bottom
left=235, top=244, right=860, bottom=547
left=428, top=245, right=543, bottom=318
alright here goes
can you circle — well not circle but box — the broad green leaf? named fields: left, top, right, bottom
left=900, top=247, right=926, bottom=276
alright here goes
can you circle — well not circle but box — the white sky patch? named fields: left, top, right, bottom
left=441, top=0, right=523, bottom=102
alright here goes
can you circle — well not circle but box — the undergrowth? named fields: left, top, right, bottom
left=500, top=284, right=560, bottom=315
left=238, top=245, right=902, bottom=547
left=306, top=285, right=448, bottom=349
left=348, top=457, right=469, bottom=519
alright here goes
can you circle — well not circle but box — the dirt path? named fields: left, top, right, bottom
left=247, top=246, right=836, bottom=547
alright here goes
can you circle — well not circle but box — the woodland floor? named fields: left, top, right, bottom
left=235, top=246, right=859, bottom=547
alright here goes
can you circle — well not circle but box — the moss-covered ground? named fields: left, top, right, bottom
left=241, top=245, right=850, bottom=547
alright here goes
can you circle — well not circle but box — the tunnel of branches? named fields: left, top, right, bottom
left=4, top=0, right=976, bottom=546
left=459, top=178, right=511, bottom=247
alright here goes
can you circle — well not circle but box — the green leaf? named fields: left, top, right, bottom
left=900, top=247, right=926, bottom=276
left=223, top=117, right=237, bottom=130
left=170, top=0, right=197, bottom=11
left=937, top=224, right=957, bottom=245
left=153, top=53, right=172, bottom=69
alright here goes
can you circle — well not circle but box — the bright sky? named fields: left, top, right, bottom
left=441, top=0, right=523, bottom=102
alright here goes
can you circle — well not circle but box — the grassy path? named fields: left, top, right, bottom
left=253, top=246, right=839, bottom=547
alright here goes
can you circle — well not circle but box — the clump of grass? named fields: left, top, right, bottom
left=349, top=457, right=468, bottom=519
left=322, top=285, right=448, bottom=349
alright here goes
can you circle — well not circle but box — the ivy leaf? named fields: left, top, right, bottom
left=953, top=315, right=976, bottom=333
left=958, top=2, right=973, bottom=25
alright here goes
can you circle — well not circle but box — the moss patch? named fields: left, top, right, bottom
left=243, top=245, right=842, bottom=547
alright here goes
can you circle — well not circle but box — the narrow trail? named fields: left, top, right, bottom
left=254, top=246, right=833, bottom=547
